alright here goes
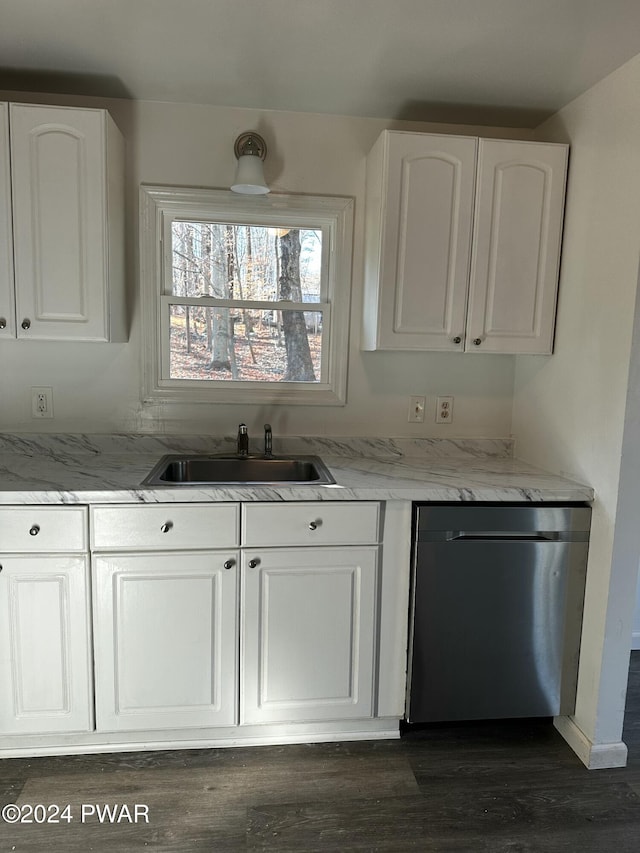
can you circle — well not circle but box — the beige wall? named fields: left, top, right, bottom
left=513, top=53, right=640, bottom=749
left=0, top=90, right=526, bottom=438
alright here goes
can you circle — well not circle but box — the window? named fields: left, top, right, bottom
left=140, top=186, right=354, bottom=405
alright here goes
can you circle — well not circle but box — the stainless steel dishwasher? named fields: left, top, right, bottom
left=406, top=503, right=591, bottom=723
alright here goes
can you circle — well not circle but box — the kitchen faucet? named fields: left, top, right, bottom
left=237, top=423, right=249, bottom=458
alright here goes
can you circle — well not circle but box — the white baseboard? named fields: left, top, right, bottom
left=631, top=631, right=640, bottom=650
left=0, top=718, right=400, bottom=760
left=554, top=715, right=628, bottom=769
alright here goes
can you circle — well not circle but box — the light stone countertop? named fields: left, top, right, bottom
left=0, top=434, right=594, bottom=505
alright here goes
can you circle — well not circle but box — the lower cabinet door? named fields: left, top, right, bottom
left=93, top=551, right=238, bottom=731
left=241, top=547, right=378, bottom=724
left=0, top=555, right=92, bottom=734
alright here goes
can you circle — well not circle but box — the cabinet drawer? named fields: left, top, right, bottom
left=0, top=506, right=87, bottom=552
left=91, top=504, right=240, bottom=551
left=242, top=502, right=380, bottom=547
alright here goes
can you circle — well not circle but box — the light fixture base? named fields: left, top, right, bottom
left=233, top=131, right=267, bottom=161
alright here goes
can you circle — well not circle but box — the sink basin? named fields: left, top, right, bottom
left=142, top=454, right=335, bottom=486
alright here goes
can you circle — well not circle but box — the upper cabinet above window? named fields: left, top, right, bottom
left=361, top=130, right=568, bottom=355
left=0, top=103, right=126, bottom=342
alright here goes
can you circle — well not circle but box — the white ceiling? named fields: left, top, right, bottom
left=2, top=0, right=640, bottom=128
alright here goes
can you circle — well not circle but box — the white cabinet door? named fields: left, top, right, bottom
left=93, top=551, right=238, bottom=731
left=0, top=555, right=92, bottom=735
left=362, top=130, right=477, bottom=351
left=9, top=103, right=125, bottom=341
left=241, top=547, right=377, bottom=724
left=467, top=139, right=568, bottom=354
left=0, top=104, right=15, bottom=339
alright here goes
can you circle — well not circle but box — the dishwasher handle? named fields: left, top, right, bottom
left=446, top=531, right=562, bottom=542
left=419, top=530, right=590, bottom=542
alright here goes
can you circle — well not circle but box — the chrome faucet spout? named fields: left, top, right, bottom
left=237, top=423, right=249, bottom=458
left=264, top=423, right=273, bottom=459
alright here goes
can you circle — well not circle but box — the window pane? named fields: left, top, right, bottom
left=170, top=222, right=322, bottom=302
left=168, top=305, right=323, bottom=383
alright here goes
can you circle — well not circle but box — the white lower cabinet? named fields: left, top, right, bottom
left=1, top=500, right=389, bottom=753
left=241, top=546, right=378, bottom=724
left=92, top=551, right=239, bottom=731
left=0, top=508, right=92, bottom=735
left=90, top=503, right=240, bottom=732
left=90, top=500, right=381, bottom=735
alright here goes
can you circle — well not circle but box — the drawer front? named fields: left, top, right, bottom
left=242, top=502, right=380, bottom=547
left=0, top=506, right=87, bottom=552
left=91, top=504, right=240, bottom=551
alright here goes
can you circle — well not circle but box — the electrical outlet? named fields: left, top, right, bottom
left=436, top=395, right=453, bottom=424
left=408, top=395, right=426, bottom=423
left=31, top=386, right=54, bottom=419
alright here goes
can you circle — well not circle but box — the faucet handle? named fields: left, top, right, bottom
left=264, top=423, right=273, bottom=459
left=237, top=423, right=249, bottom=458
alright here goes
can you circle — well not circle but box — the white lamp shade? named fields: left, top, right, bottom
left=231, top=154, right=269, bottom=194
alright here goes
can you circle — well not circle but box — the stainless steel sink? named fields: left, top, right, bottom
left=142, top=454, right=335, bottom=486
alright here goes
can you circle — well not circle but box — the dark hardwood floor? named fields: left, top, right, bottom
left=3, top=655, right=640, bottom=851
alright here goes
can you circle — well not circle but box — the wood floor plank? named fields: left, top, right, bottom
left=0, top=777, right=25, bottom=806
left=3, top=770, right=247, bottom=852
left=247, top=780, right=640, bottom=851
left=247, top=793, right=492, bottom=852
left=17, top=752, right=418, bottom=809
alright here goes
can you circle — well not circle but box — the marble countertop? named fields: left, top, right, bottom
left=0, top=434, right=594, bottom=504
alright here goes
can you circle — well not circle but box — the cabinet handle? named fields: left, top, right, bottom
left=309, top=519, right=323, bottom=531
left=473, top=338, right=482, bottom=346
left=21, top=319, right=31, bottom=330
left=160, top=521, right=173, bottom=533
left=29, top=524, right=40, bottom=536
left=248, top=557, right=261, bottom=569
left=0, top=564, right=3, bottom=573
left=452, top=336, right=462, bottom=344
left=0, top=318, right=6, bottom=330
left=223, top=558, right=235, bottom=570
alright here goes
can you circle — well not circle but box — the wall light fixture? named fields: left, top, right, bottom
left=231, top=131, right=269, bottom=195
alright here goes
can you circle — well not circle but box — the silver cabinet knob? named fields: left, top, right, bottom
left=29, top=524, right=40, bottom=536
left=21, top=318, right=31, bottom=330
left=248, top=557, right=261, bottom=569
left=223, top=558, right=236, bottom=570
left=308, top=519, right=323, bottom=531
left=452, top=336, right=462, bottom=344
left=473, top=338, right=482, bottom=346
left=160, top=521, right=173, bottom=533
left=0, top=318, right=6, bottom=330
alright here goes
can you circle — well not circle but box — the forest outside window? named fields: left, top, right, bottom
left=140, top=187, right=354, bottom=405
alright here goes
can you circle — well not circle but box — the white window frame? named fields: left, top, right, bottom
left=139, top=185, right=354, bottom=406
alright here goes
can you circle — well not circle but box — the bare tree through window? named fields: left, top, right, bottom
left=168, top=221, right=323, bottom=383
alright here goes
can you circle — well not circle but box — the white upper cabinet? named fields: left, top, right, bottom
left=362, top=131, right=477, bottom=351
left=1, top=103, right=125, bottom=342
left=0, top=104, right=15, bottom=338
left=362, top=131, right=568, bottom=354
left=466, top=140, right=568, bottom=354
